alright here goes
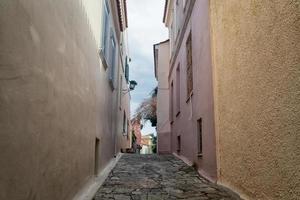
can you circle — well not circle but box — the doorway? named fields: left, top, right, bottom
left=177, top=135, right=181, bottom=154
left=94, top=138, right=100, bottom=175
left=197, top=118, right=203, bottom=157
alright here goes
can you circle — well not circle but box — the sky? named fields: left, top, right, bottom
left=127, top=0, right=168, bottom=135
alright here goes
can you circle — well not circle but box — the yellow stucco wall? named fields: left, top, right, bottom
left=210, top=0, right=300, bottom=199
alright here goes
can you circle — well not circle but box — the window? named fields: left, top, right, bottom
left=175, top=0, right=180, bottom=39
left=177, top=135, right=181, bottom=153
left=186, top=32, right=193, bottom=99
left=109, top=35, right=116, bottom=88
left=127, top=120, right=130, bottom=139
left=120, top=35, right=124, bottom=58
left=170, top=81, right=174, bottom=122
left=94, top=138, right=100, bottom=175
left=102, top=0, right=110, bottom=62
left=176, top=64, right=180, bottom=115
left=123, top=111, right=126, bottom=134
left=125, top=57, right=129, bottom=83
left=197, top=118, right=203, bottom=156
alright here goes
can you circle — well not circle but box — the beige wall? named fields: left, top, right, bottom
left=0, top=0, right=130, bottom=199
left=210, top=0, right=300, bottom=199
left=116, top=68, right=132, bottom=151
left=155, top=41, right=171, bottom=154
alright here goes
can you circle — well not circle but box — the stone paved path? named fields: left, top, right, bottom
left=93, top=154, right=240, bottom=200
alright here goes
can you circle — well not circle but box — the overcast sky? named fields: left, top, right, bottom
left=127, top=0, right=168, bottom=135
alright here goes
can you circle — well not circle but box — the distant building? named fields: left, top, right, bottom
left=141, top=134, right=154, bottom=154
left=154, top=40, right=171, bottom=154
left=131, top=118, right=142, bottom=146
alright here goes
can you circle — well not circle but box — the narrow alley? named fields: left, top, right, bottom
left=0, top=0, right=299, bottom=200
left=94, top=154, right=239, bottom=200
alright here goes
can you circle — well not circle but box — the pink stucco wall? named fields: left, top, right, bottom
left=154, top=40, right=171, bottom=154
left=167, top=0, right=217, bottom=181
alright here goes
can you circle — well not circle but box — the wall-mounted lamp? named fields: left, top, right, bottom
left=129, top=80, right=137, bottom=91
left=123, top=80, right=137, bottom=95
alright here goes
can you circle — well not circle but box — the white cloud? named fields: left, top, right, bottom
left=127, top=0, right=168, bottom=59
left=141, top=121, right=157, bottom=135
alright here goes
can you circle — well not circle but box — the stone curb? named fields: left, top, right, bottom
left=72, top=153, right=123, bottom=200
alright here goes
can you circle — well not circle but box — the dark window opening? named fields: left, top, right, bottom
left=186, top=32, right=193, bottom=99
left=102, top=0, right=110, bottom=60
left=94, top=138, right=100, bottom=175
left=170, top=81, right=174, bottom=122
left=123, top=111, right=126, bottom=134
left=177, top=135, right=181, bottom=154
left=197, top=118, right=203, bottom=156
left=125, top=57, right=129, bottom=83
left=176, top=64, right=181, bottom=115
left=109, top=35, right=116, bottom=88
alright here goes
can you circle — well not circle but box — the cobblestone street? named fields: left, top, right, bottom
left=93, top=154, right=240, bottom=200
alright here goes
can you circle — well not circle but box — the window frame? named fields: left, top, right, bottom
left=176, top=64, right=181, bottom=116
left=186, top=32, right=193, bottom=101
left=177, top=135, right=181, bottom=153
left=125, top=57, right=129, bottom=83
left=170, top=81, right=174, bottom=123
left=126, top=120, right=130, bottom=139
left=100, top=0, right=110, bottom=70
left=175, top=0, right=181, bottom=41
left=108, top=33, right=117, bottom=89
left=122, top=111, right=127, bottom=135
left=197, top=118, right=203, bottom=157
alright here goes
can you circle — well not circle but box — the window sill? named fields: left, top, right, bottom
left=99, top=48, right=108, bottom=70
left=197, top=153, right=203, bottom=158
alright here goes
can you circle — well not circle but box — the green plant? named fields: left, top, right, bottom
left=151, top=135, right=157, bottom=153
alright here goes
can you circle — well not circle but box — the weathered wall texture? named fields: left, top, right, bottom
left=210, top=0, right=300, bottom=199
left=155, top=41, right=171, bottom=154
left=0, top=0, right=126, bottom=199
